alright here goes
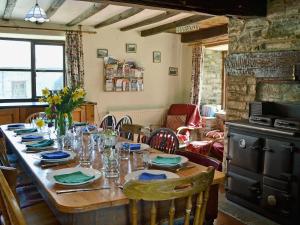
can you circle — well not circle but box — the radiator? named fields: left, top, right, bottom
left=109, top=108, right=167, bottom=126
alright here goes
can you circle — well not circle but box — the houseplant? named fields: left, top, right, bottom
left=39, top=87, right=86, bottom=149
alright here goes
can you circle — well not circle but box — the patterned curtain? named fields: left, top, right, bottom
left=65, top=31, right=85, bottom=88
left=190, top=44, right=204, bottom=105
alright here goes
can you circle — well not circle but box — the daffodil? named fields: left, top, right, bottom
left=72, top=92, right=80, bottom=101
left=42, top=88, right=50, bottom=97
left=62, top=87, right=69, bottom=95
left=46, top=96, right=53, bottom=105
left=35, top=118, right=45, bottom=128
left=52, top=95, right=62, bottom=105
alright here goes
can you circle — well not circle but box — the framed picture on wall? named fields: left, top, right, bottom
left=126, top=43, right=137, bottom=53
left=169, top=67, right=178, bottom=76
left=153, top=51, right=161, bottom=63
left=97, top=49, right=108, bottom=58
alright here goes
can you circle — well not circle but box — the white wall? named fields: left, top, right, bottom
left=82, top=28, right=189, bottom=121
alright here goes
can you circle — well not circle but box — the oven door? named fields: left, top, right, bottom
left=228, top=133, right=263, bottom=172
left=226, top=171, right=260, bottom=202
left=263, top=139, right=294, bottom=181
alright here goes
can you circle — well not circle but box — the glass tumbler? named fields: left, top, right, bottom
left=103, top=146, right=120, bottom=178
left=79, top=134, right=92, bottom=167
left=116, top=142, right=130, bottom=160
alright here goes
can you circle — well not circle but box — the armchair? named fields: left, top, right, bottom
left=151, top=104, right=203, bottom=146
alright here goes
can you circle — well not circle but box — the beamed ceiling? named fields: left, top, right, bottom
left=0, top=0, right=267, bottom=42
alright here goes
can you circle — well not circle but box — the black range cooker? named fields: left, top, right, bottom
left=226, top=102, right=300, bottom=225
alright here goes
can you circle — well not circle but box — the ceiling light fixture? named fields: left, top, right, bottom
left=24, top=0, right=49, bottom=23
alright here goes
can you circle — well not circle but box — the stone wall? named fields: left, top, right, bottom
left=200, top=49, right=223, bottom=105
left=226, top=0, right=300, bottom=120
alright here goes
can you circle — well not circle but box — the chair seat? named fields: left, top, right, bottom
left=210, top=142, right=224, bottom=160
left=186, top=140, right=212, bottom=156
left=17, top=184, right=44, bottom=208
left=7, top=153, right=18, bottom=164
left=22, top=202, right=60, bottom=225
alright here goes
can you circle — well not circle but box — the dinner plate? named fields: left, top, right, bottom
left=125, top=169, right=179, bottom=182
left=33, top=150, right=76, bottom=162
left=46, top=167, right=102, bottom=186
left=149, top=153, right=188, bottom=167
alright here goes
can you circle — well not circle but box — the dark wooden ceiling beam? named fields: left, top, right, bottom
left=120, top=11, right=180, bottom=31
left=77, top=0, right=267, bottom=17
left=140, top=15, right=211, bottom=37
left=46, top=0, right=65, bottom=18
left=94, top=7, right=144, bottom=28
left=67, top=3, right=109, bottom=26
left=181, top=24, right=228, bottom=43
left=2, top=0, right=17, bottom=21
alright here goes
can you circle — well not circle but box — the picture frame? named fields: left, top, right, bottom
left=126, top=43, right=137, bottom=53
left=169, top=67, right=178, bottom=76
left=97, top=49, right=108, bottom=58
left=153, top=51, right=161, bottom=63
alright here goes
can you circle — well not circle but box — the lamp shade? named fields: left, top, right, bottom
left=24, top=3, right=49, bottom=23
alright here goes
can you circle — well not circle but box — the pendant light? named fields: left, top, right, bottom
left=24, top=0, right=49, bottom=23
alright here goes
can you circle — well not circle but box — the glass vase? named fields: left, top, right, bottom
left=56, top=135, right=65, bottom=151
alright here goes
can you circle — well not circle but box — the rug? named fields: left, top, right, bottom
left=218, top=193, right=280, bottom=225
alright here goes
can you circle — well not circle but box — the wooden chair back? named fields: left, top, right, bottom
left=120, top=124, right=143, bottom=143
left=0, top=169, right=27, bottom=225
left=0, top=137, right=10, bottom=167
left=123, top=167, right=215, bottom=225
left=115, top=115, right=133, bottom=131
left=25, top=112, right=46, bottom=123
left=147, top=128, right=179, bottom=154
left=99, top=114, right=117, bottom=130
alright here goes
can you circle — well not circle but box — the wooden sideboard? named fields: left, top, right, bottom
left=0, top=102, right=96, bottom=125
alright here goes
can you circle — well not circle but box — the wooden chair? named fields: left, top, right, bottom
left=175, top=150, right=222, bottom=224
left=0, top=168, right=60, bottom=225
left=0, top=137, right=10, bottom=167
left=123, top=167, right=215, bottom=225
left=99, top=114, right=117, bottom=130
left=147, top=128, right=179, bottom=154
left=120, top=124, right=143, bottom=143
left=25, top=112, right=46, bottom=123
left=115, top=115, right=133, bottom=131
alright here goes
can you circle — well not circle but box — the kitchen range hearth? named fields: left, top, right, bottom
left=226, top=102, right=300, bottom=225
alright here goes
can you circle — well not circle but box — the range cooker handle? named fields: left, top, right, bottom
left=263, top=147, right=273, bottom=152
left=281, top=144, right=295, bottom=153
left=280, top=173, right=293, bottom=181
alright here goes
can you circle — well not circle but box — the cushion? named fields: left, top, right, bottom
left=17, top=185, right=43, bottom=208
left=186, top=141, right=212, bottom=156
left=211, top=142, right=224, bottom=160
left=166, top=115, right=186, bottom=131
left=206, top=130, right=224, bottom=139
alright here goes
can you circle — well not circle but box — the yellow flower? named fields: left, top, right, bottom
left=62, top=87, right=69, bottom=95
left=72, top=92, right=80, bottom=101
left=38, top=97, right=44, bottom=103
left=77, top=88, right=85, bottom=97
left=46, top=96, right=53, bottom=105
left=52, top=95, right=62, bottom=105
left=64, top=113, right=68, bottom=118
left=42, top=88, right=50, bottom=97
left=35, top=118, right=45, bottom=128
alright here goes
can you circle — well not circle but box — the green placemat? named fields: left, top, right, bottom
left=26, top=139, right=54, bottom=148
left=152, top=156, right=182, bottom=165
left=15, top=128, right=37, bottom=135
left=54, top=171, right=95, bottom=184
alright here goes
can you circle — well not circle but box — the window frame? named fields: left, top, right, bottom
left=0, top=37, right=66, bottom=103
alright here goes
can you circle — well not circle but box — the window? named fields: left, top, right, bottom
left=0, top=38, right=65, bottom=101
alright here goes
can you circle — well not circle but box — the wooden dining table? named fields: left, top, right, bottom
left=0, top=124, right=225, bottom=225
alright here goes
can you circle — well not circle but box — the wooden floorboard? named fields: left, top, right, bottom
left=216, top=211, right=245, bottom=225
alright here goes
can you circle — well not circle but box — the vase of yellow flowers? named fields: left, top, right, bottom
left=40, top=86, right=86, bottom=150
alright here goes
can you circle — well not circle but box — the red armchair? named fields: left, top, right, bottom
left=163, top=104, right=203, bottom=145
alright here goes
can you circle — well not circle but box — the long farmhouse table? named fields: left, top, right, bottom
left=1, top=125, right=225, bottom=225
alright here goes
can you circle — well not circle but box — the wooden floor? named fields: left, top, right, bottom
left=215, top=211, right=245, bottom=225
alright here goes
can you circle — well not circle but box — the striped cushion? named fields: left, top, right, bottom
left=16, top=184, right=43, bottom=208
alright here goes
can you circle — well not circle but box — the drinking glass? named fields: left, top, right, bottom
left=79, top=134, right=92, bottom=167
left=103, top=146, right=120, bottom=178
left=132, top=150, right=150, bottom=170
left=116, top=142, right=130, bottom=160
